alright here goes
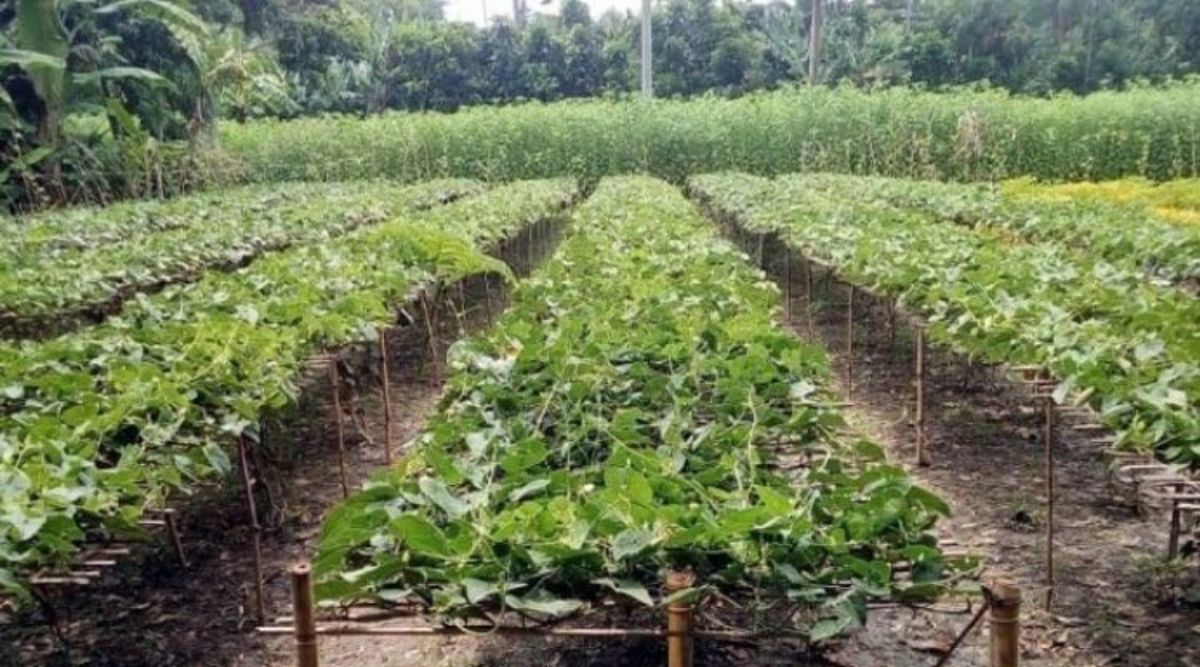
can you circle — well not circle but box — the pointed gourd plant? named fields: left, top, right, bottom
left=313, top=177, right=966, bottom=640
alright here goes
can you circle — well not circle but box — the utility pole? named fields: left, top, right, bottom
left=906, top=0, right=914, bottom=31
left=641, top=0, right=653, bottom=98
left=808, top=0, right=822, bottom=84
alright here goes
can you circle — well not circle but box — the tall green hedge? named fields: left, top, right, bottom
left=218, top=82, right=1200, bottom=185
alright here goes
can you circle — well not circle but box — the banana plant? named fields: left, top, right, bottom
left=0, top=0, right=208, bottom=193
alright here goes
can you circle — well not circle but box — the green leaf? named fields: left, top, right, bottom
left=419, top=477, right=470, bottom=519
left=593, top=578, right=653, bottom=606
left=611, top=528, right=656, bottom=561
left=507, top=479, right=550, bottom=502
left=504, top=593, right=585, bottom=619
left=392, top=515, right=449, bottom=557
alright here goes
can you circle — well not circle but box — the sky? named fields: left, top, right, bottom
left=444, top=0, right=645, bottom=26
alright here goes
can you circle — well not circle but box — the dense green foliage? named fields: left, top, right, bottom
left=314, top=176, right=957, bottom=638
left=792, top=174, right=1200, bottom=289
left=5, top=0, right=1200, bottom=210
left=688, top=173, right=1200, bottom=469
left=203, top=0, right=1200, bottom=114
left=221, top=82, right=1200, bottom=186
left=1, top=0, right=288, bottom=210
left=0, top=179, right=484, bottom=337
left=0, top=178, right=576, bottom=605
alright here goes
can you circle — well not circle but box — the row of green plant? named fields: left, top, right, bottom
left=219, top=82, right=1200, bottom=188
left=0, top=178, right=577, bottom=605
left=687, top=173, right=1200, bottom=469
left=0, top=179, right=485, bottom=337
left=313, top=176, right=959, bottom=639
left=790, top=174, right=1200, bottom=290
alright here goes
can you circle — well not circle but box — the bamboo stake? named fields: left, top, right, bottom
left=1043, top=394, right=1055, bottom=609
left=933, top=600, right=989, bottom=667
left=915, top=326, right=931, bottom=466
left=845, top=284, right=855, bottom=398
left=804, top=256, right=814, bottom=336
left=419, top=289, right=440, bottom=373
left=328, top=361, right=349, bottom=499
left=1168, top=482, right=1182, bottom=560
left=665, top=571, right=695, bottom=667
left=784, top=249, right=793, bottom=322
left=260, top=625, right=758, bottom=639
left=988, top=580, right=1021, bottom=667
left=163, top=511, right=188, bottom=568
left=887, top=299, right=897, bottom=348
left=482, top=274, right=495, bottom=324
left=291, top=564, right=320, bottom=667
left=378, top=331, right=393, bottom=466
left=239, top=437, right=266, bottom=621
left=525, top=224, right=533, bottom=274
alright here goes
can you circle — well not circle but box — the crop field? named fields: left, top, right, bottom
left=0, top=178, right=577, bottom=603
left=216, top=83, right=1200, bottom=188
left=3, top=121, right=1200, bottom=667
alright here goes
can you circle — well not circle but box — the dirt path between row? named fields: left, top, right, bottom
left=769, top=253, right=1200, bottom=667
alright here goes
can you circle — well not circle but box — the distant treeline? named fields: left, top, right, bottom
left=209, top=0, right=1200, bottom=114
left=3, top=0, right=1200, bottom=210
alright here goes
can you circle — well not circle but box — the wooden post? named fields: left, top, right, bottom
left=1168, top=483, right=1182, bottom=560
left=482, top=274, right=495, bottom=324
left=804, top=257, right=814, bottom=336
left=291, top=564, right=320, bottom=667
left=887, top=299, right=896, bottom=348
left=525, top=224, right=533, bottom=274
left=328, top=361, right=349, bottom=499
left=665, top=571, right=695, bottom=667
left=419, top=289, right=440, bottom=372
left=784, top=249, right=793, bottom=322
left=845, top=285, right=854, bottom=397
left=988, top=580, right=1021, bottom=667
left=1044, top=394, right=1055, bottom=608
left=378, top=331, right=393, bottom=466
left=239, top=437, right=266, bottom=621
left=163, top=511, right=188, bottom=568
left=915, top=326, right=931, bottom=466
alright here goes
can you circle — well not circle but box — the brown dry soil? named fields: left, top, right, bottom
left=4, top=220, right=1199, bottom=667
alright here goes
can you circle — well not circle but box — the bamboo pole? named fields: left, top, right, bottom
left=378, top=331, right=393, bottom=466
left=327, top=361, right=349, bottom=500
left=260, top=625, right=762, bottom=640
left=419, top=289, right=439, bottom=373
left=525, top=224, right=533, bottom=274
left=163, top=511, right=188, bottom=568
left=784, top=249, right=793, bottom=322
left=291, top=564, right=320, bottom=667
left=482, top=274, right=495, bottom=324
left=804, top=257, right=814, bottom=336
left=1168, top=482, right=1183, bottom=560
left=887, top=299, right=896, bottom=348
left=915, top=326, right=930, bottom=466
left=665, top=571, right=695, bottom=667
left=988, top=580, right=1021, bottom=667
left=239, top=437, right=266, bottom=621
left=1044, top=394, right=1055, bottom=609
left=845, top=284, right=855, bottom=398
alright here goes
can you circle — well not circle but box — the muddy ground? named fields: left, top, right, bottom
left=3, top=219, right=1198, bottom=667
